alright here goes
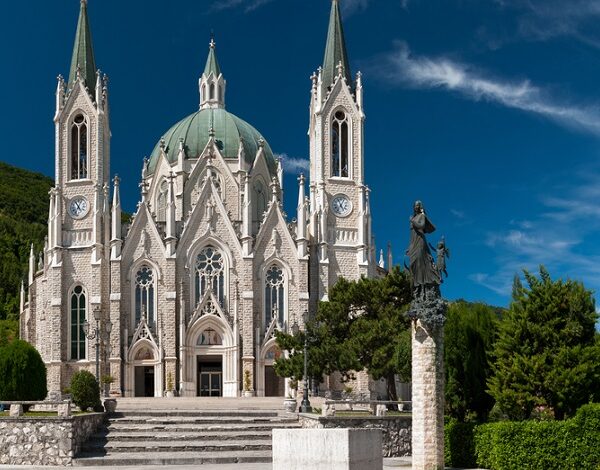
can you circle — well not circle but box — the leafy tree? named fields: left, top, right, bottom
left=0, top=339, right=47, bottom=401
left=0, top=319, right=19, bottom=347
left=445, top=301, right=499, bottom=422
left=275, top=266, right=412, bottom=400
left=70, top=370, right=100, bottom=411
left=487, top=267, right=599, bottom=420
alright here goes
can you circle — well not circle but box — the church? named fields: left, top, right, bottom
left=20, top=0, right=379, bottom=399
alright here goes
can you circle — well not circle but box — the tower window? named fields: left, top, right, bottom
left=331, top=110, right=349, bottom=178
left=70, top=285, right=86, bottom=360
left=209, top=83, right=215, bottom=100
left=70, top=114, right=88, bottom=179
left=264, top=265, right=285, bottom=326
left=135, top=265, right=155, bottom=328
left=195, top=246, right=225, bottom=306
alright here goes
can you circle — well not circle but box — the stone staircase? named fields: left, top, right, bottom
left=72, top=409, right=301, bottom=466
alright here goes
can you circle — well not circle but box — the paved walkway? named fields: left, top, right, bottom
left=0, top=458, right=412, bottom=469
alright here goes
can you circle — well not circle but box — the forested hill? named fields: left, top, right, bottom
left=0, top=161, right=52, bottom=320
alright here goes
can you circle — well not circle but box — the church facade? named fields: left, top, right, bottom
left=20, top=0, right=378, bottom=398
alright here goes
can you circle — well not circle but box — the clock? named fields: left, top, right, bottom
left=331, top=194, right=352, bottom=217
left=68, top=196, right=89, bottom=219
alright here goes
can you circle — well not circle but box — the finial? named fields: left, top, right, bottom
left=336, top=61, right=344, bottom=78
left=113, top=174, right=120, bottom=185
left=179, top=137, right=184, bottom=150
left=81, top=0, right=88, bottom=5
left=76, top=65, right=82, bottom=81
left=298, top=173, right=305, bottom=184
left=208, top=126, right=216, bottom=138
left=159, top=138, right=166, bottom=150
left=258, top=138, right=265, bottom=148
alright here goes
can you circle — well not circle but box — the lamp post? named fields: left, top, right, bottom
left=291, top=310, right=312, bottom=413
left=83, top=305, right=112, bottom=385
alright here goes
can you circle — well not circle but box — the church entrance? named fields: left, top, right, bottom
left=134, top=366, right=155, bottom=397
left=264, top=365, right=284, bottom=397
left=197, top=357, right=222, bottom=397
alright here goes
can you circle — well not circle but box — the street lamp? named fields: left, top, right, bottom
left=291, top=310, right=312, bottom=413
left=83, top=305, right=112, bottom=384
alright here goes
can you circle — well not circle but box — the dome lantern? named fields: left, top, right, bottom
left=199, top=39, right=226, bottom=110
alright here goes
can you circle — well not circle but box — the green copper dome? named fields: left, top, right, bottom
left=148, top=108, right=276, bottom=175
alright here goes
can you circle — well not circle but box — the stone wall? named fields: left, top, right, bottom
left=299, top=414, right=411, bottom=458
left=0, top=413, right=104, bottom=466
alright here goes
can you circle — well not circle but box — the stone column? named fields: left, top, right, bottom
left=411, top=319, right=444, bottom=470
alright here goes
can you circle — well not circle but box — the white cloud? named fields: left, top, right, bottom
left=376, top=41, right=600, bottom=136
left=494, top=0, right=600, bottom=48
left=470, top=170, right=600, bottom=296
left=210, top=0, right=275, bottom=13
left=276, top=153, right=310, bottom=173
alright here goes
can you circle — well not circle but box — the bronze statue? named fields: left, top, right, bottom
left=406, top=201, right=440, bottom=292
left=406, top=200, right=448, bottom=326
left=431, top=237, right=450, bottom=281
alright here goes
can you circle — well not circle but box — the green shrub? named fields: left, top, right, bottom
left=0, top=339, right=47, bottom=401
left=444, top=419, right=476, bottom=468
left=473, top=404, right=600, bottom=470
left=70, top=370, right=100, bottom=411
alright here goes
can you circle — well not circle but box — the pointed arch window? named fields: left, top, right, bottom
left=70, top=114, right=88, bottom=180
left=135, top=265, right=155, bottom=327
left=195, top=246, right=225, bottom=306
left=155, top=179, right=168, bottom=221
left=209, top=83, right=215, bottom=100
left=264, top=265, right=285, bottom=326
left=331, top=110, right=349, bottom=178
left=70, top=285, right=86, bottom=360
left=254, top=180, right=267, bottom=221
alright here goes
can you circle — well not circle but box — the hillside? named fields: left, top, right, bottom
left=0, top=161, right=52, bottom=321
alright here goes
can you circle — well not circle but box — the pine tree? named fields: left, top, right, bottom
left=487, top=266, right=599, bottom=420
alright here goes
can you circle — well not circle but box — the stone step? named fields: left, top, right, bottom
left=111, top=410, right=280, bottom=418
left=72, top=450, right=272, bottom=466
left=105, top=422, right=301, bottom=433
left=90, top=429, right=274, bottom=441
left=80, top=439, right=271, bottom=453
left=108, top=416, right=294, bottom=425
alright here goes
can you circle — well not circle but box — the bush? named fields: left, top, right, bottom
left=0, top=339, right=47, bottom=401
left=445, top=419, right=476, bottom=468
left=70, top=370, right=100, bottom=411
left=473, top=404, right=600, bottom=470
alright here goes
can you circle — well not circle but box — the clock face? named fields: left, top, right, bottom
left=331, top=194, right=352, bottom=217
left=68, top=196, right=89, bottom=219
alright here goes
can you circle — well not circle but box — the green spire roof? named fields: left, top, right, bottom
left=203, top=39, right=222, bottom=77
left=68, top=0, right=97, bottom=92
left=322, top=0, right=352, bottom=89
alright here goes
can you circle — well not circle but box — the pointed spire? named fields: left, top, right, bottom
left=199, top=38, right=226, bottom=109
left=322, top=0, right=352, bottom=90
left=204, top=38, right=222, bottom=77
left=68, top=0, right=97, bottom=92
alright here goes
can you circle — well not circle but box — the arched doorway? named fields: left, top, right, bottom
left=259, top=340, right=285, bottom=397
left=128, top=341, right=160, bottom=397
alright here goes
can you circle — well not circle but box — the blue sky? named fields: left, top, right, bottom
left=2, top=0, right=600, bottom=309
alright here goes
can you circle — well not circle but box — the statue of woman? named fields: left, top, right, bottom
left=406, top=201, right=440, bottom=290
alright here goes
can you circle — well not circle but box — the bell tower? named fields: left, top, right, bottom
left=44, top=0, right=111, bottom=398
left=308, top=0, right=373, bottom=302
left=51, top=0, right=110, bottom=265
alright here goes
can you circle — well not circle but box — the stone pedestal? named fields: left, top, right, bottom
left=411, top=319, right=444, bottom=470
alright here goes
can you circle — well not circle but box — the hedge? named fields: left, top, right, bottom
left=445, top=404, right=600, bottom=470
left=445, top=419, right=476, bottom=468
left=70, top=370, right=100, bottom=412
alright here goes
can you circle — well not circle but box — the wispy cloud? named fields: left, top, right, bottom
left=276, top=153, right=310, bottom=173
left=470, top=169, right=600, bottom=296
left=210, top=0, right=275, bottom=13
left=375, top=41, right=600, bottom=136
left=494, top=0, right=600, bottom=48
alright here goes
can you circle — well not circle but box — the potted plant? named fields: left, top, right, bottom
left=100, top=375, right=114, bottom=398
left=165, top=372, right=175, bottom=398
left=242, top=370, right=254, bottom=397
